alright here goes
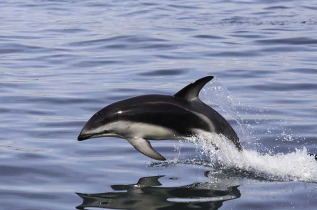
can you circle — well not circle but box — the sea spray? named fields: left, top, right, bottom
left=200, top=78, right=257, bottom=149
left=187, top=133, right=317, bottom=182
left=198, top=78, right=317, bottom=182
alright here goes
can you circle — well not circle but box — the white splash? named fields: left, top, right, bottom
left=193, top=79, right=317, bottom=182
left=186, top=133, right=317, bottom=182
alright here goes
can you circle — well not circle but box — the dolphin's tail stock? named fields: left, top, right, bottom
left=309, top=153, right=317, bottom=161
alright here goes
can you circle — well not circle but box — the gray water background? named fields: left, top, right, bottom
left=0, top=0, right=316, bottom=209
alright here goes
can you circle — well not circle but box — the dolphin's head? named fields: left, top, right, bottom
left=78, top=106, right=120, bottom=141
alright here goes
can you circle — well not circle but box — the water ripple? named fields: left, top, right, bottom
left=0, top=0, right=316, bottom=209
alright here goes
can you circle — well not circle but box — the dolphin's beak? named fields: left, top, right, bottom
left=78, top=120, right=97, bottom=141
left=77, top=133, right=91, bottom=141
left=77, top=129, right=111, bottom=141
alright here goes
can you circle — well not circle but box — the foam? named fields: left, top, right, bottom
left=186, top=127, right=317, bottom=183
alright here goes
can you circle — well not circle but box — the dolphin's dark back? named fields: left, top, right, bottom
left=107, top=95, right=210, bottom=136
left=107, top=93, right=242, bottom=151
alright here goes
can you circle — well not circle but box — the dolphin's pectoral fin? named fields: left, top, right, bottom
left=127, top=137, right=166, bottom=161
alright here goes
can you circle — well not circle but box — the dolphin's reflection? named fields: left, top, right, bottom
left=76, top=173, right=241, bottom=210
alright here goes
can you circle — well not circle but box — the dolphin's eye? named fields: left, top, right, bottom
left=96, top=112, right=102, bottom=116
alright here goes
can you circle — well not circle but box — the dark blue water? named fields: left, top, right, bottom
left=0, top=0, right=316, bottom=209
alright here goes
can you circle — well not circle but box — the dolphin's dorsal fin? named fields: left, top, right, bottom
left=127, top=137, right=166, bottom=161
left=174, top=76, right=214, bottom=101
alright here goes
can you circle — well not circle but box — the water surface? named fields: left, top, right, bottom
left=0, top=0, right=316, bottom=209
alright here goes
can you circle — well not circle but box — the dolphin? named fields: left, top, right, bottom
left=78, top=76, right=242, bottom=160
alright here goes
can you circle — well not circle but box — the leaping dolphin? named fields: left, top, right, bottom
left=78, top=76, right=243, bottom=160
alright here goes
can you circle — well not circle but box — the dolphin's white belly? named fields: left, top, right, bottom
left=107, top=121, right=181, bottom=140
left=128, top=122, right=181, bottom=140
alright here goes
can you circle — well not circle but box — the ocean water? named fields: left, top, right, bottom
left=0, top=0, right=316, bottom=209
